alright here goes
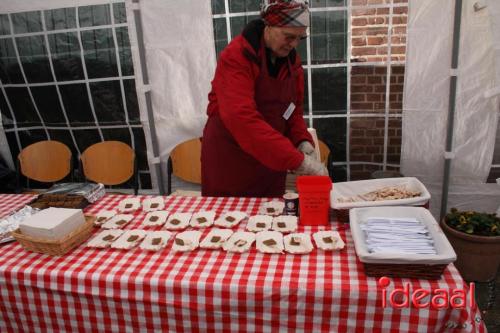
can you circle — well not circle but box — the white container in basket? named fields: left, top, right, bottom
left=349, top=206, right=456, bottom=265
left=331, top=177, right=430, bottom=210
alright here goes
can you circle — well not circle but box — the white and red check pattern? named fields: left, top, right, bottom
left=0, top=194, right=487, bottom=332
left=0, top=193, right=37, bottom=219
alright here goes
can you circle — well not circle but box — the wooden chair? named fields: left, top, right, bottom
left=167, top=138, right=202, bottom=195
left=318, top=139, right=332, bottom=177
left=16, top=140, right=72, bottom=192
left=80, top=141, right=138, bottom=194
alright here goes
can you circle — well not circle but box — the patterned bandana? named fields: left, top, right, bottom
left=261, top=0, right=310, bottom=27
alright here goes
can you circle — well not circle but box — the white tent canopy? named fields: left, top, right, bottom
left=0, top=0, right=215, bottom=194
left=137, top=0, right=215, bottom=190
left=402, top=0, right=500, bottom=217
left=0, top=0, right=498, bottom=216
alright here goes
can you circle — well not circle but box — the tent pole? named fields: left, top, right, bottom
left=132, top=2, right=165, bottom=195
left=440, top=0, right=463, bottom=219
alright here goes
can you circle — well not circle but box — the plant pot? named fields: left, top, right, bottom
left=440, top=218, right=500, bottom=282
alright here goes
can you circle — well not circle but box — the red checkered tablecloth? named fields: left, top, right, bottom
left=0, top=193, right=37, bottom=219
left=0, top=194, right=487, bottom=332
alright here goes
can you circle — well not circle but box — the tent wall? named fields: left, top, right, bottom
left=0, top=0, right=215, bottom=192
left=1, top=0, right=498, bottom=203
left=0, top=116, right=12, bottom=169
left=0, top=0, right=117, bottom=14
left=0, top=0, right=153, bottom=189
left=402, top=0, right=500, bottom=216
left=486, top=0, right=500, bottom=183
left=137, top=0, right=215, bottom=188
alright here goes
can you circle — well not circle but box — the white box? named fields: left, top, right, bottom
left=349, top=206, right=456, bottom=265
left=330, top=177, right=431, bottom=209
left=19, top=208, right=86, bottom=240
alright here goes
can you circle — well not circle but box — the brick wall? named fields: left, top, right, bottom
left=350, top=117, right=403, bottom=179
left=349, top=0, right=408, bottom=180
left=351, top=0, right=408, bottom=63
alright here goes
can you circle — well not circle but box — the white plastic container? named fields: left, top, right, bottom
left=331, top=177, right=431, bottom=210
left=349, top=206, right=456, bottom=265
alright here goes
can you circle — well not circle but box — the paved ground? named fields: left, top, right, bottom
left=476, top=273, right=500, bottom=333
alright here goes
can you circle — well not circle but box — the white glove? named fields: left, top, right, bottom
left=295, top=154, right=328, bottom=176
left=297, top=141, right=316, bottom=158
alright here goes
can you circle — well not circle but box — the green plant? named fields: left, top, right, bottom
left=445, top=208, right=500, bottom=236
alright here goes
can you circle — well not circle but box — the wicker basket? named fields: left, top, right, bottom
left=11, top=215, right=95, bottom=256
left=350, top=206, right=456, bottom=280
left=363, top=262, right=448, bottom=280
left=333, top=208, right=351, bottom=223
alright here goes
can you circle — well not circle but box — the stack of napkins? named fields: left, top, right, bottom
left=19, top=207, right=86, bottom=240
left=360, top=217, right=436, bottom=255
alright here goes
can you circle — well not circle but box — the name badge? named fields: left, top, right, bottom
left=282, top=102, right=296, bottom=120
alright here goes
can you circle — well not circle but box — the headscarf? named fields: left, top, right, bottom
left=261, top=0, right=310, bottom=27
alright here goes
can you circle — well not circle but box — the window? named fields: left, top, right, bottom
left=0, top=3, right=152, bottom=189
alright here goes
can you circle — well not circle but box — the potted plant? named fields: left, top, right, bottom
left=440, top=208, right=500, bottom=282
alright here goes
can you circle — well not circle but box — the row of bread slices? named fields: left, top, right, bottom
left=115, top=197, right=287, bottom=217
left=95, top=209, right=299, bottom=233
left=87, top=228, right=345, bottom=254
left=116, top=197, right=166, bottom=213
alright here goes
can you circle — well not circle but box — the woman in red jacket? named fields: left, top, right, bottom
left=202, top=0, right=327, bottom=197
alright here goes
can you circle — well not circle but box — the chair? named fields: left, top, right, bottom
left=318, top=139, right=332, bottom=174
left=16, top=140, right=72, bottom=192
left=167, top=138, right=202, bottom=195
left=80, top=141, right=138, bottom=194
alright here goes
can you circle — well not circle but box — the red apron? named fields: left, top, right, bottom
left=202, top=42, right=297, bottom=197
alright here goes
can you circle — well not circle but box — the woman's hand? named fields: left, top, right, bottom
left=294, top=154, right=328, bottom=176
left=297, top=141, right=316, bottom=158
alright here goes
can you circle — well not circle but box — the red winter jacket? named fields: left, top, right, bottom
left=206, top=20, right=313, bottom=172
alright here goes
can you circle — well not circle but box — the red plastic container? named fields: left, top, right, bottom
left=296, top=176, right=332, bottom=226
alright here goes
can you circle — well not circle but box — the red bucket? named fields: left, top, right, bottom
left=296, top=176, right=332, bottom=226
